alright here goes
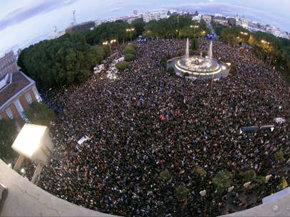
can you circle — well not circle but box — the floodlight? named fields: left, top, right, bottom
left=12, top=124, right=52, bottom=164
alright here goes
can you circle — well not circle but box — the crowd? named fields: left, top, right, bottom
left=29, top=39, right=289, bottom=216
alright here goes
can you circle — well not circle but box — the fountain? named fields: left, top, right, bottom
left=208, top=40, right=213, bottom=60
left=167, top=39, right=230, bottom=80
left=185, top=38, right=190, bottom=59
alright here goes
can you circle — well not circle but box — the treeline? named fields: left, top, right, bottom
left=145, top=15, right=210, bottom=38
left=18, top=33, right=109, bottom=91
left=213, top=23, right=290, bottom=81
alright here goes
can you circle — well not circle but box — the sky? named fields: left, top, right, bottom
left=0, top=0, right=289, bottom=55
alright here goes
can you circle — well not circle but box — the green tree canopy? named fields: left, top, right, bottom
left=241, top=169, right=257, bottom=182
left=125, top=53, right=136, bottom=62
left=0, top=120, right=17, bottom=161
left=175, top=186, right=190, bottom=200
left=115, top=61, right=129, bottom=71
left=18, top=33, right=108, bottom=91
left=213, top=171, right=233, bottom=190
left=24, top=102, right=55, bottom=125
left=159, top=169, right=171, bottom=182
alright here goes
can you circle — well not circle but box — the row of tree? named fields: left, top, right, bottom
left=213, top=23, right=290, bottom=81
left=144, top=15, right=210, bottom=39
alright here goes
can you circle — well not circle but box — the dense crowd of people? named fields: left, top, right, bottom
left=30, top=39, right=289, bottom=216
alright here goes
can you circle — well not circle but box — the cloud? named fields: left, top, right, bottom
left=0, top=0, right=77, bottom=32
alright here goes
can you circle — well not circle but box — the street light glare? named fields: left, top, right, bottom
left=12, top=124, right=48, bottom=159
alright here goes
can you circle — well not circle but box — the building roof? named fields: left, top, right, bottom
left=0, top=71, right=33, bottom=108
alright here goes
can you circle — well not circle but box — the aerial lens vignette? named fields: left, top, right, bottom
left=0, top=0, right=290, bottom=217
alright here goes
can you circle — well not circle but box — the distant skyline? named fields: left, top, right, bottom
left=0, top=0, right=290, bottom=55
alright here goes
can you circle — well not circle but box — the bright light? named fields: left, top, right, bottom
left=190, top=25, right=199, bottom=29
left=8, top=163, right=12, bottom=168
left=240, top=31, right=248, bottom=36
left=20, top=168, right=26, bottom=174
left=12, top=124, right=48, bottom=159
left=102, top=41, right=108, bottom=45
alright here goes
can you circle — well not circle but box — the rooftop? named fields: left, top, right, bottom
left=0, top=71, right=33, bottom=108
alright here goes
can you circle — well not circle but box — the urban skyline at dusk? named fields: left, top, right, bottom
left=0, top=0, right=290, bottom=55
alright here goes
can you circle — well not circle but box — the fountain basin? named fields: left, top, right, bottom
left=168, top=56, right=230, bottom=80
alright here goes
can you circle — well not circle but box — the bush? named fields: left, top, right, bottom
left=175, top=186, right=190, bottom=200
left=160, top=57, right=167, bottom=68
left=125, top=54, right=136, bottom=62
left=122, top=44, right=137, bottom=55
left=24, top=102, right=55, bottom=126
left=116, top=61, right=129, bottom=71
left=241, top=169, right=257, bottom=182
left=0, top=120, right=17, bottom=161
left=167, top=67, right=175, bottom=75
left=159, top=169, right=171, bottom=182
left=255, top=176, right=266, bottom=184
left=274, top=150, right=285, bottom=162
left=191, top=38, right=199, bottom=50
left=196, top=166, right=207, bottom=177
left=213, top=171, right=233, bottom=190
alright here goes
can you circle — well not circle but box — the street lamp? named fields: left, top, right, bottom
left=190, top=25, right=199, bottom=38
left=240, top=31, right=248, bottom=36
left=126, top=28, right=135, bottom=41
left=12, top=124, right=53, bottom=184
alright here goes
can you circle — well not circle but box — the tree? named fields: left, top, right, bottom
left=255, top=176, right=266, bottom=184
left=132, top=18, right=145, bottom=36
left=160, top=57, right=167, bottom=68
left=18, top=32, right=108, bottom=91
left=167, top=67, right=175, bottom=75
left=159, top=169, right=171, bottom=182
left=0, top=120, right=17, bottom=161
left=125, top=54, right=136, bottom=62
left=115, top=61, right=129, bottom=71
left=274, top=150, right=285, bottom=162
left=213, top=171, right=233, bottom=190
left=122, top=45, right=137, bottom=55
left=241, top=169, right=257, bottom=182
left=175, top=186, right=190, bottom=200
left=191, top=38, right=199, bottom=50
left=24, top=102, right=55, bottom=125
left=195, top=166, right=207, bottom=177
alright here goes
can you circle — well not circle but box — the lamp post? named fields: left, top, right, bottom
left=126, top=28, right=135, bottom=41
left=103, top=39, right=117, bottom=54
left=190, top=25, right=199, bottom=38
left=11, top=124, right=53, bottom=184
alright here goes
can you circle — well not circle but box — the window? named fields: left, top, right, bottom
left=6, top=107, right=13, bottom=119
left=25, top=92, right=33, bottom=104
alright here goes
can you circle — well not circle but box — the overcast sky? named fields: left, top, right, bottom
left=0, top=0, right=289, bottom=55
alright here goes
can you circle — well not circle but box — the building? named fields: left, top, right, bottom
left=142, top=11, right=168, bottom=23
left=0, top=71, right=41, bottom=124
left=266, top=25, right=289, bottom=39
left=227, top=18, right=236, bottom=26
left=202, top=15, right=212, bottom=22
left=236, top=17, right=249, bottom=28
left=0, top=52, right=18, bottom=78
left=213, top=16, right=229, bottom=26
left=192, top=14, right=202, bottom=22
